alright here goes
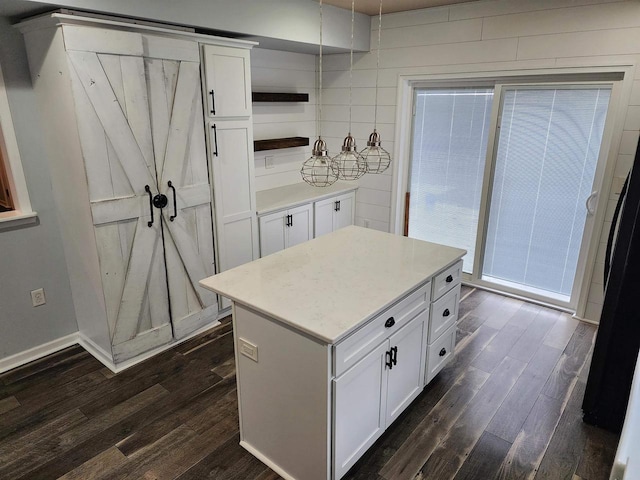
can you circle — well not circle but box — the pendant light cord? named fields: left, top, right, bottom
left=348, top=0, right=354, bottom=135
left=318, top=0, right=323, bottom=139
left=373, top=0, right=382, bottom=131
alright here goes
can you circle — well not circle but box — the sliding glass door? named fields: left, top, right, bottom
left=407, top=83, right=613, bottom=308
left=408, top=88, right=493, bottom=273
left=481, top=86, right=611, bottom=302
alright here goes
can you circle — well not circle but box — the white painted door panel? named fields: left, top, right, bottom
left=335, top=191, right=356, bottom=231
left=259, top=211, right=286, bottom=257
left=314, top=197, right=335, bottom=238
left=210, top=120, right=258, bottom=278
left=333, top=341, right=389, bottom=480
left=287, top=203, right=313, bottom=248
left=386, top=310, right=427, bottom=425
left=203, top=45, right=251, bottom=118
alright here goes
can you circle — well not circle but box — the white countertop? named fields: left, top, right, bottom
left=200, top=226, right=465, bottom=344
left=256, top=181, right=357, bottom=215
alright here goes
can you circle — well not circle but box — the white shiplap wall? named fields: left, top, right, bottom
left=321, top=0, right=640, bottom=322
left=251, top=48, right=317, bottom=191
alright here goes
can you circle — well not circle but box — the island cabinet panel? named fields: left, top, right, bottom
left=314, top=191, right=356, bottom=237
left=333, top=342, right=389, bottom=480
left=202, top=45, right=251, bottom=118
left=233, top=304, right=332, bottom=480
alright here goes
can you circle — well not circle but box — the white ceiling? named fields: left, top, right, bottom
left=323, top=0, right=477, bottom=15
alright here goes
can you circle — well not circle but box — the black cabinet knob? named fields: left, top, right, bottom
left=439, top=348, right=447, bottom=357
left=443, top=308, right=450, bottom=317
left=446, top=275, right=454, bottom=283
left=385, top=317, right=395, bottom=328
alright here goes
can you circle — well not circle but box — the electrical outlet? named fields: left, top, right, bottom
left=265, top=156, right=275, bottom=169
left=239, top=338, right=258, bottom=362
left=31, top=288, right=46, bottom=307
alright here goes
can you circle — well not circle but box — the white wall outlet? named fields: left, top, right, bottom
left=265, top=155, right=275, bottom=169
left=31, top=288, right=46, bottom=307
left=239, top=338, right=258, bottom=362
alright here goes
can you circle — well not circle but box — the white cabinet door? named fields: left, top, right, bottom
left=287, top=203, right=313, bottom=248
left=202, top=45, right=251, bottom=118
left=314, top=197, right=335, bottom=238
left=209, top=119, right=258, bottom=274
left=259, top=210, right=286, bottom=257
left=385, top=310, right=427, bottom=425
left=333, top=341, right=389, bottom=480
left=334, top=191, right=356, bottom=231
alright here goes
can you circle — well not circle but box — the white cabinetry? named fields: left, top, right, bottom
left=19, top=14, right=254, bottom=367
left=314, top=191, right=356, bottom=238
left=258, top=204, right=313, bottom=257
left=203, top=45, right=251, bottom=118
left=202, top=44, right=258, bottom=309
left=333, top=309, right=427, bottom=479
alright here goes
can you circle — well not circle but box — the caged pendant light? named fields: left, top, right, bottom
left=360, top=0, right=391, bottom=174
left=332, top=0, right=366, bottom=181
left=301, top=0, right=338, bottom=187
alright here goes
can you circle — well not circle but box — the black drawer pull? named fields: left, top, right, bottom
left=385, top=317, right=395, bottom=328
left=439, top=348, right=447, bottom=357
left=385, top=350, right=393, bottom=370
left=391, top=346, right=398, bottom=366
left=443, top=308, right=450, bottom=317
left=446, top=274, right=454, bottom=283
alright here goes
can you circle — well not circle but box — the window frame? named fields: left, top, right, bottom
left=0, top=59, right=37, bottom=229
left=392, top=66, right=632, bottom=318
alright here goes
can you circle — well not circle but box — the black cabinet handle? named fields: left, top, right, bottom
left=209, top=90, right=216, bottom=115
left=168, top=181, right=177, bottom=221
left=446, top=274, right=454, bottom=283
left=385, top=317, right=395, bottom=328
left=145, top=185, right=154, bottom=227
left=334, top=200, right=341, bottom=212
left=391, top=346, right=398, bottom=366
left=385, top=350, right=393, bottom=370
left=443, top=308, right=450, bottom=317
left=439, top=348, right=447, bottom=357
left=212, top=124, right=219, bottom=157
left=289, top=214, right=293, bottom=227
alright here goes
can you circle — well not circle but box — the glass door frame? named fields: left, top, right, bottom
left=394, top=70, right=628, bottom=316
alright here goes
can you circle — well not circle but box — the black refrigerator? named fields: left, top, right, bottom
left=583, top=136, right=640, bottom=433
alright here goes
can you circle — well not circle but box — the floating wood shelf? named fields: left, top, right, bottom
left=254, top=137, right=310, bottom=152
left=252, top=92, right=309, bottom=103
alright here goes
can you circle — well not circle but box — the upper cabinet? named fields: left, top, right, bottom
left=203, top=45, right=252, bottom=118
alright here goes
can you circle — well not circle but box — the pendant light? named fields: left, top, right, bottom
left=301, top=0, right=338, bottom=187
left=332, top=0, right=366, bottom=181
left=360, top=0, right=391, bottom=174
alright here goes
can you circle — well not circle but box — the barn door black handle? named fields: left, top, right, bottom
left=212, top=124, right=219, bottom=157
left=209, top=90, right=216, bottom=115
left=145, top=185, right=154, bottom=227
left=168, top=181, right=177, bottom=221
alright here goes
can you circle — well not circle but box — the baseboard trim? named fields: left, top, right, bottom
left=0, top=332, right=80, bottom=374
left=1, top=315, right=227, bottom=375
left=572, top=315, right=600, bottom=326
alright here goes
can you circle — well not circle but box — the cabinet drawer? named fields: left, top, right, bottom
left=429, top=284, right=460, bottom=344
left=425, top=323, right=456, bottom=384
left=334, top=283, right=430, bottom=377
left=432, top=260, right=463, bottom=300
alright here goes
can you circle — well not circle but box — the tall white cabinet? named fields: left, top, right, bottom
left=19, top=13, right=256, bottom=367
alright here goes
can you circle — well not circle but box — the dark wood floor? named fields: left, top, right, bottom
left=0, top=287, right=619, bottom=480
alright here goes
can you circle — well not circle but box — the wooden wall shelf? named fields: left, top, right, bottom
left=252, top=92, right=309, bottom=103
left=254, top=137, right=310, bottom=152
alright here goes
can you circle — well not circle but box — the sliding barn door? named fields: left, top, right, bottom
left=149, top=58, right=218, bottom=339
left=68, top=48, right=173, bottom=361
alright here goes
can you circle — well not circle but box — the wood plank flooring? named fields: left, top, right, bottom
left=0, top=288, right=619, bottom=479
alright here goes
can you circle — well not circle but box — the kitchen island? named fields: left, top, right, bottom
left=200, top=226, right=465, bottom=480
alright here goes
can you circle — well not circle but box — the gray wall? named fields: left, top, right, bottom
left=0, top=16, right=77, bottom=359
